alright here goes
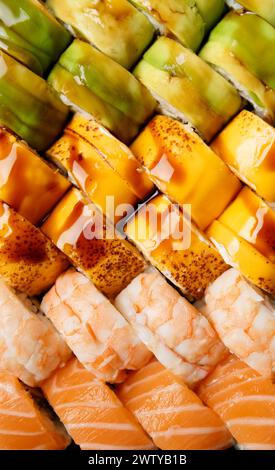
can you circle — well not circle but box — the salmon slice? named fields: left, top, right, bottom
left=117, top=359, right=233, bottom=450
left=197, top=355, right=275, bottom=450
left=115, top=268, right=227, bottom=387
left=42, top=358, right=155, bottom=450
left=41, top=268, right=152, bottom=383
left=0, top=370, right=70, bottom=450
left=0, top=278, right=71, bottom=387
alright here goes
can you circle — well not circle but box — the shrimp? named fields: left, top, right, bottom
left=41, top=268, right=152, bottom=383
left=202, top=268, right=275, bottom=379
left=0, top=278, right=71, bottom=387
left=114, top=268, right=228, bottom=387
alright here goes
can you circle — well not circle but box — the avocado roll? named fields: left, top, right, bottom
left=48, top=39, right=156, bottom=143
left=226, top=1, right=275, bottom=28
left=196, top=0, right=226, bottom=29
left=129, top=0, right=225, bottom=51
left=46, top=0, right=154, bottom=69
left=200, top=12, right=275, bottom=124
left=0, top=0, right=71, bottom=74
left=134, top=36, right=243, bottom=142
left=0, top=20, right=45, bottom=75
left=0, top=51, right=69, bottom=151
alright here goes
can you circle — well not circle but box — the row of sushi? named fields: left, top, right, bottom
left=2, top=1, right=275, bottom=75
left=0, top=261, right=274, bottom=450
left=0, top=115, right=273, bottom=449
left=0, top=72, right=274, bottom=342
left=0, top=1, right=275, bottom=153
left=0, top=0, right=274, bottom=451
left=0, top=108, right=274, bottom=300
left=0, top=123, right=274, bottom=449
left=0, top=0, right=225, bottom=74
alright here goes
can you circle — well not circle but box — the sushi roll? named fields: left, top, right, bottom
left=42, top=188, right=146, bottom=298
left=212, top=111, right=275, bottom=204
left=63, top=114, right=154, bottom=203
left=42, top=357, right=156, bottom=450
left=207, top=221, right=275, bottom=296
left=0, top=128, right=70, bottom=225
left=0, top=21, right=47, bottom=75
left=129, top=1, right=225, bottom=51
left=0, top=370, right=70, bottom=450
left=133, top=36, right=243, bottom=142
left=200, top=12, right=275, bottom=124
left=0, top=277, right=71, bottom=387
left=48, top=39, right=156, bottom=144
left=207, top=188, right=275, bottom=296
left=197, top=355, right=275, bottom=450
left=195, top=0, right=226, bottom=29
left=115, top=268, right=228, bottom=387
left=46, top=0, right=154, bottom=69
left=201, top=269, right=275, bottom=379
left=0, top=50, right=69, bottom=151
left=47, top=114, right=154, bottom=224
left=218, top=188, right=275, bottom=263
left=0, top=201, right=69, bottom=296
left=0, top=0, right=71, bottom=75
left=125, top=194, right=228, bottom=300
left=41, top=268, right=152, bottom=384
left=117, top=359, right=233, bottom=450
left=226, top=1, right=275, bottom=28
left=131, top=115, right=242, bottom=230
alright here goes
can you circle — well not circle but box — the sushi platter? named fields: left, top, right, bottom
left=0, top=0, right=274, bottom=452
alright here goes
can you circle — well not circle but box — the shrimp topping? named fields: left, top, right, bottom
left=0, top=279, right=71, bottom=387
left=203, top=269, right=275, bottom=379
left=41, top=269, right=152, bottom=383
left=115, top=268, right=227, bottom=387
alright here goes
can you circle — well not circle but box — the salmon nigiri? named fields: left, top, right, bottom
left=0, top=278, right=71, bottom=387
left=0, top=370, right=70, bottom=450
left=197, top=355, right=275, bottom=450
left=202, top=269, right=275, bottom=379
left=42, top=358, right=155, bottom=450
left=115, top=268, right=227, bottom=387
left=117, top=359, right=233, bottom=450
left=41, top=269, right=152, bottom=383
